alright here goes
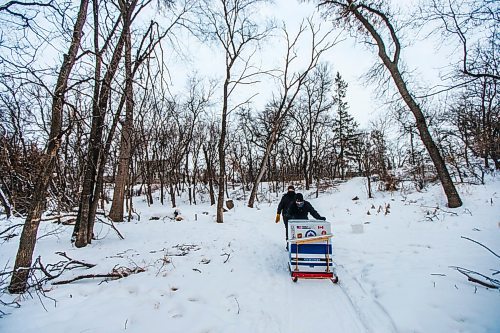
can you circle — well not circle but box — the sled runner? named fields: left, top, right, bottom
left=287, top=220, right=339, bottom=283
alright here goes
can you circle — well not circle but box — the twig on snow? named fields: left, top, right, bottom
left=461, top=236, right=500, bottom=259
left=221, top=253, right=230, bottom=263
left=232, top=296, right=240, bottom=314
left=420, top=205, right=459, bottom=216
left=55, top=252, right=96, bottom=269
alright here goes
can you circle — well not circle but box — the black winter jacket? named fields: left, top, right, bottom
left=277, top=192, right=296, bottom=216
left=287, top=201, right=324, bottom=220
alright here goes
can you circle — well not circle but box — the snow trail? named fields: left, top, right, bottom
left=2, top=178, right=499, bottom=332
left=228, top=206, right=395, bottom=333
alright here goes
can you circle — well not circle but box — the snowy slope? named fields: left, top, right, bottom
left=0, top=177, right=499, bottom=333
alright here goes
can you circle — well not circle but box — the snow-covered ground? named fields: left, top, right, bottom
left=0, top=177, right=499, bottom=333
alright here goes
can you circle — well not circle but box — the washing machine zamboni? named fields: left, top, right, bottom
left=287, top=219, right=339, bottom=283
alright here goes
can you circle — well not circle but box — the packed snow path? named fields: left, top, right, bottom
left=228, top=213, right=397, bottom=333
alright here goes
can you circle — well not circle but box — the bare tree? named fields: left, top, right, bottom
left=449, top=76, right=499, bottom=171
left=199, top=0, right=273, bottom=222
left=247, top=20, right=336, bottom=208
left=419, top=0, right=499, bottom=81
left=109, top=0, right=194, bottom=221
left=108, top=0, right=138, bottom=222
left=73, top=2, right=126, bottom=247
left=202, top=122, right=219, bottom=206
left=9, top=0, right=90, bottom=294
left=315, top=0, right=463, bottom=207
left=293, top=63, right=334, bottom=188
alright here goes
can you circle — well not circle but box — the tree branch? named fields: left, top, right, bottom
left=461, top=236, right=500, bottom=259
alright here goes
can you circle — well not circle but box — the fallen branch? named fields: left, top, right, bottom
left=34, top=253, right=96, bottom=282
left=53, top=274, right=126, bottom=285
left=97, top=217, right=124, bottom=240
left=0, top=298, right=20, bottom=318
left=231, top=296, right=240, bottom=314
left=36, top=225, right=66, bottom=241
left=1, top=233, right=17, bottom=241
left=0, top=224, right=23, bottom=236
left=61, top=219, right=76, bottom=225
left=155, top=255, right=173, bottom=276
left=52, top=266, right=144, bottom=285
left=450, top=266, right=500, bottom=289
left=172, top=244, right=200, bottom=256
left=0, top=254, right=94, bottom=313
left=55, top=252, right=96, bottom=269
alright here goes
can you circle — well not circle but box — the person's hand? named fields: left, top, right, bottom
left=319, top=216, right=326, bottom=221
left=275, top=213, right=280, bottom=223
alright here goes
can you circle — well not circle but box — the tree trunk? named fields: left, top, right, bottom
left=9, top=0, right=89, bottom=294
left=248, top=131, right=277, bottom=208
left=169, top=181, right=176, bottom=208
left=348, top=1, right=462, bottom=208
left=387, top=65, right=462, bottom=207
left=203, top=146, right=215, bottom=206
left=216, top=75, right=230, bottom=223
left=109, top=1, right=135, bottom=222
left=74, top=4, right=125, bottom=247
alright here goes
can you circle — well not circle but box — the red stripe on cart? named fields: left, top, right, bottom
left=291, top=271, right=334, bottom=279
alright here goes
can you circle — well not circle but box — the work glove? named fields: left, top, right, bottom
left=319, top=216, right=326, bottom=221
left=275, top=213, right=280, bottom=223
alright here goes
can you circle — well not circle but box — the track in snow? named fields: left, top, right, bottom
left=255, top=234, right=397, bottom=332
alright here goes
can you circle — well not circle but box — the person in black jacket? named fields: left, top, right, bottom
left=276, top=185, right=296, bottom=242
left=287, top=193, right=326, bottom=221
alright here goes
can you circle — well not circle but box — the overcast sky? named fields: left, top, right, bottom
left=161, top=0, right=454, bottom=129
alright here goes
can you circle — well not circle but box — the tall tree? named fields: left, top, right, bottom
left=200, top=0, right=273, bottom=222
left=315, top=0, right=463, bottom=207
left=8, top=0, right=90, bottom=293
left=295, top=63, right=334, bottom=188
left=109, top=0, right=138, bottom=222
left=108, top=0, right=192, bottom=222
left=247, top=20, right=336, bottom=207
left=73, top=2, right=126, bottom=247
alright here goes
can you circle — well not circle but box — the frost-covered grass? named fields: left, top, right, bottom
left=0, top=177, right=499, bottom=333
